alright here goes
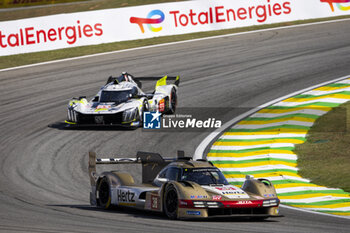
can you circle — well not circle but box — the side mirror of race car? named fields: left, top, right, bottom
left=129, top=93, right=153, bottom=99
left=153, top=177, right=169, bottom=186
left=92, top=96, right=99, bottom=102
left=157, top=178, right=169, bottom=182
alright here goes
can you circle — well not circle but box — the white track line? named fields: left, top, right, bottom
left=1, top=18, right=350, bottom=73
left=193, top=75, right=350, bottom=160
left=280, top=204, right=350, bottom=220
left=194, top=74, right=350, bottom=219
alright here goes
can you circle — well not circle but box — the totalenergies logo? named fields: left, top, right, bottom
left=130, top=10, right=165, bottom=33
left=321, top=0, right=350, bottom=11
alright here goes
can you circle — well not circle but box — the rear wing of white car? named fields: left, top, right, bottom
left=106, top=73, right=180, bottom=88
left=88, top=151, right=186, bottom=185
left=134, top=75, right=180, bottom=88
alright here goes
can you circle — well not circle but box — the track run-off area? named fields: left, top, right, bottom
left=200, top=76, right=350, bottom=217
left=1, top=19, right=350, bottom=232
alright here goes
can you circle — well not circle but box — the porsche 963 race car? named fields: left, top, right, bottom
left=66, top=72, right=179, bottom=127
left=88, top=151, right=281, bottom=220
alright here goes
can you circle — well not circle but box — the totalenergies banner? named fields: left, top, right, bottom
left=0, top=0, right=349, bottom=56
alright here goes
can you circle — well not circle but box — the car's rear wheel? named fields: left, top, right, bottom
left=168, top=88, right=177, bottom=114
left=97, top=177, right=112, bottom=209
left=164, top=184, right=178, bottom=219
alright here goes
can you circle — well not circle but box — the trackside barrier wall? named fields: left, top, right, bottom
left=0, top=0, right=350, bottom=56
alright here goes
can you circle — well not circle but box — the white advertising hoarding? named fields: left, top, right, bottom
left=0, top=0, right=349, bottom=56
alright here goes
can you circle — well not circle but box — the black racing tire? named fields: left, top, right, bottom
left=97, top=177, right=112, bottom=209
left=141, top=100, right=149, bottom=121
left=168, top=88, right=177, bottom=114
left=141, top=100, right=149, bottom=122
left=163, top=184, right=179, bottom=220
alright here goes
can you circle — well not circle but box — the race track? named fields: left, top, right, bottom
left=1, top=19, right=350, bottom=232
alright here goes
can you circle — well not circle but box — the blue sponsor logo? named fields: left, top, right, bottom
left=143, top=111, right=161, bottom=129
left=186, top=211, right=201, bottom=216
left=190, top=195, right=207, bottom=199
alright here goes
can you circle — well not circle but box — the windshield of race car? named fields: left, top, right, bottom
left=99, top=90, right=133, bottom=103
left=181, top=168, right=229, bottom=185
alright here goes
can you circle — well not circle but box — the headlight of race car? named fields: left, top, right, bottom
left=263, top=199, right=279, bottom=207
left=67, top=107, right=78, bottom=122
left=123, top=108, right=138, bottom=122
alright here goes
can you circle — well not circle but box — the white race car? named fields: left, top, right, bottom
left=66, top=72, right=180, bottom=127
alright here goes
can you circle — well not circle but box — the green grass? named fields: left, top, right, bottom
left=1, top=15, right=350, bottom=70
left=0, top=0, right=185, bottom=21
left=0, top=0, right=88, bottom=9
left=294, top=101, right=350, bottom=192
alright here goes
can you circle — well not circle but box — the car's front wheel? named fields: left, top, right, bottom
left=97, top=177, right=112, bottom=209
left=164, top=184, right=179, bottom=220
left=140, top=100, right=149, bottom=122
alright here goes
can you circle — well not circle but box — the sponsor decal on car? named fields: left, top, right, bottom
left=203, top=185, right=250, bottom=199
left=237, top=200, right=253, bottom=204
left=212, top=195, right=222, bottom=200
left=117, top=189, right=136, bottom=203
left=95, top=105, right=111, bottom=112
left=158, top=99, right=165, bottom=112
left=96, top=105, right=111, bottom=110
left=151, top=195, right=160, bottom=210
left=215, top=186, right=237, bottom=191
left=186, top=210, right=201, bottom=216
left=215, top=186, right=246, bottom=195
left=251, top=195, right=264, bottom=200
left=190, top=195, right=208, bottom=199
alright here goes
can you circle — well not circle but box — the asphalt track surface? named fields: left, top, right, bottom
left=1, top=20, right=350, bottom=233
